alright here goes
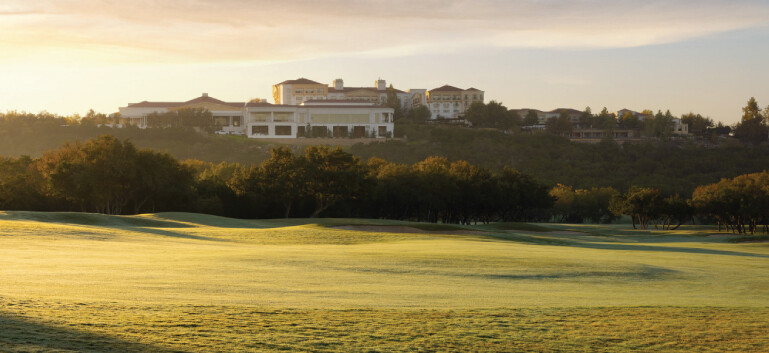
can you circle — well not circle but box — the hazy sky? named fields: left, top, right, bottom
left=1, top=0, right=768, bottom=123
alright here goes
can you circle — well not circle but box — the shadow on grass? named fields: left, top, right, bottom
left=553, top=238, right=769, bottom=258
left=0, top=313, right=181, bottom=353
left=121, top=226, right=226, bottom=242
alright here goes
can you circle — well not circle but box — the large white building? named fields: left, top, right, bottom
left=118, top=94, right=394, bottom=139
left=271, top=78, right=485, bottom=120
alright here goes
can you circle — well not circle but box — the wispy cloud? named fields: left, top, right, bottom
left=2, top=0, right=769, bottom=64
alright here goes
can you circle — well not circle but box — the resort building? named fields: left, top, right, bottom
left=272, top=78, right=329, bottom=105
left=272, top=78, right=480, bottom=119
left=118, top=93, right=245, bottom=133
left=246, top=100, right=393, bottom=139
left=426, top=85, right=484, bottom=119
left=118, top=94, right=394, bottom=139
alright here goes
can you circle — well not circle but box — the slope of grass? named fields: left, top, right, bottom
left=1, top=211, right=768, bottom=351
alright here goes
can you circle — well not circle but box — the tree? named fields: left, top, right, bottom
left=385, top=84, right=404, bottom=121
left=680, top=112, right=714, bottom=135
left=231, top=147, right=305, bottom=218
left=465, top=102, right=489, bottom=127
left=734, top=97, right=768, bottom=144
left=408, top=105, right=431, bottom=123
left=619, top=112, right=641, bottom=130
left=37, top=136, right=195, bottom=214
left=609, top=186, right=661, bottom=229
left=303, top=146, right=368, bottom=218
left=545, top=114, right=572, bottom=137
left=523, top=110, right=539, bottom=126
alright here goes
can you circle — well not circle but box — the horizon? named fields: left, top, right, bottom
left=2, top=0, right=769, bottom=124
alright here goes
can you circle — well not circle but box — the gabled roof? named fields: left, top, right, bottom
left=429, top=85, right=464, bottom=92
left=549, top=108, right=583, bottom=114
left=126, top=95, right=243, bottom=108
left=276, top=78, right=322, bottom=85
left=510, top=108, right=544, bottom=113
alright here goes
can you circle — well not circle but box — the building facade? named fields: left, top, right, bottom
left=246, top=100, right=393, bottom=139
left=118, top=94, right=394, bottom=139
left=425, top=85, right=484, bottom=119
left=118, top=93, right=245, bottom=133
left=272, top=78, right=481, bottom=119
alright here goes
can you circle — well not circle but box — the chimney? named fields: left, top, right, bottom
left=375, top=78, right=386, bottom=91
left=202, top=93, right=208, bottom=97
left=333, top=79, right=344, bottom=90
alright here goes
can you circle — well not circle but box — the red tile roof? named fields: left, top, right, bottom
left=429, top=85, right=464, bottom=92
left=276, top=78, right=323, bottom=85
left=126, top=95, right=243, bottom=108
left=549, top=108, right=583, bottom=114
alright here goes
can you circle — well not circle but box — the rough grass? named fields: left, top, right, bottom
left=1, top=211, right=768, bottom=352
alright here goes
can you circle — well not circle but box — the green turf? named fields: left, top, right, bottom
left=0, top=211, right=768, bottom=352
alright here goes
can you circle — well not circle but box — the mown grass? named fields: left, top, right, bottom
left=0, top=211, right=768, bottom=352
left=1, top=301, right=768, bottom=352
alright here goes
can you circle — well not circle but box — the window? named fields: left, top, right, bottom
left=332, top=126, right=349, bottom=138
left=275, top=125, right=292, bottom=136
left=295, top=89, right=302, bottom=94
left=214, top=116, right=229, bottom=126
left=473, top=95, right=477, bottom=100
left=251, top=112, right=270, bottom=122
left=232, top=116, right=241, bottom=127
left=252, top=125, right=268, bottom=135
left=378, top=126, right=387, bottom=136
left=274, top=112, right=293, bottom=122
left=297, top=125, right=306, bottom=137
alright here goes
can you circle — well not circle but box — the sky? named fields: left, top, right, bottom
left=1, top=0, right=768, bottom=124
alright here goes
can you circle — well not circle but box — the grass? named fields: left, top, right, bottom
left=1, top=211, right=768, bottom=351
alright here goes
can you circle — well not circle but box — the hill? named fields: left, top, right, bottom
left=3, top=116, right=769, bottom=195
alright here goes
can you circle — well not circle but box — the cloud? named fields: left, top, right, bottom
left=2, top=0, right=769, bottom=64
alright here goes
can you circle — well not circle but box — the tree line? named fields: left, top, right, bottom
left=3, top=135, right=769, bottom=235
left=459, top=97, right=769, bottom=144
left=0, top=136, right=553, bottom=223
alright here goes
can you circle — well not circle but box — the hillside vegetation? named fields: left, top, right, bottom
left=1, top=212, right=768, bottom=351
left=4, top=112, right=769, bottom=197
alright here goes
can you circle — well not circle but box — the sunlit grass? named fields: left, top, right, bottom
left=0, top=211, right=768, bottom=351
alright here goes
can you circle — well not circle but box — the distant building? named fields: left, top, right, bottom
left=118, top=93, right=245, bottom=133
left=246, top=100, right=394, bottom=139
left=272, top=78, right=483, bottom=120
left=273, top=77, right=417, bottom=110
left=118, top=94, right=394, bottom=139
left=272, top=78, right=329, bottom=105
left=426, top=85, right=484, bottom=119
left=511, top=108, right=583, bottom=125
